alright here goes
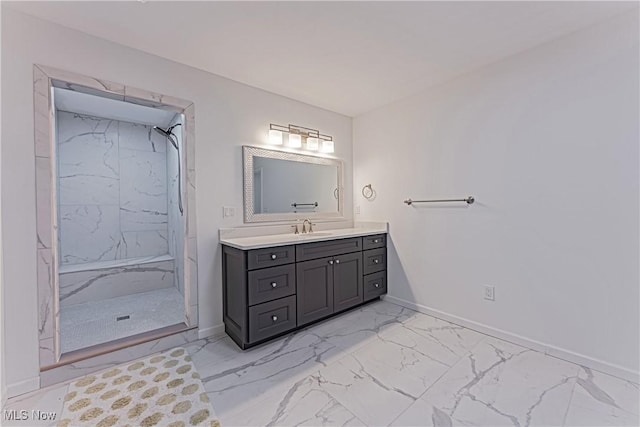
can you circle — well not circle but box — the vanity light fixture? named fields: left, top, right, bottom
left=268, top=129, right=283, bottom=145
left=269, top=123, right=333, bottom=153
left=321, top=140, right=335, bottom=153
left=288, top=133, right=302, bottom=148
left=306, top=137, right=319, bottom=151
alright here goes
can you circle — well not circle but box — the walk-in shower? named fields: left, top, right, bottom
left=28, top=66, right=198, bottom=373
left=54, top=96, right=188, bottom=354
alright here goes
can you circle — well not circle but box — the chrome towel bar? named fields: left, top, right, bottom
left=404, top=196, right=475, bottom=206
left=291, top=202, right=319, bottom=208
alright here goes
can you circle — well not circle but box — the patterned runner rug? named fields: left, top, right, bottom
left=57, top=347, right=220, bottom=427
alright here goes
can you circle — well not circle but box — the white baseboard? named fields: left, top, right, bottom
left=6, top=376, right=40, bottom=399
left=198, top=324, right=225, bottom=340
left=383, top=295, right=640, bottom=384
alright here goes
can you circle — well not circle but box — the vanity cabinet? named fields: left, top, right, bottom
left=297, top=251, right=363, bottom=326
left=222, top=233, right=386, bottom=349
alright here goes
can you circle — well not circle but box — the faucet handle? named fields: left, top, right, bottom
left=308, top=222, right=315, bottom=233
left=291, top=224, right=299, bottom=235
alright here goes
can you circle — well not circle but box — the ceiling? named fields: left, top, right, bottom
left=6, top=1, right=638, bottom=117
left=55, top=88, right=177, bottom=127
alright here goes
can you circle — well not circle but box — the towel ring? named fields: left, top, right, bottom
left=362, top=184, right=374, bottom=200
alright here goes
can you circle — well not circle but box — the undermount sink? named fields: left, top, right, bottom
left=297, top=232, right=333, bottom=238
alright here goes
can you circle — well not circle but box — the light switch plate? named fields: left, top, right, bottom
left=223, top=206, right=235, bottom=218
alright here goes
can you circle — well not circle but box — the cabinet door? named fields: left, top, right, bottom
left=333, top=251, right=363, bottom=313
left=296, top=257, right=334, bottom=326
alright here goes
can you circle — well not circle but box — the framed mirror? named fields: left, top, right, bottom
left=243, top=146, right=344, bottom=222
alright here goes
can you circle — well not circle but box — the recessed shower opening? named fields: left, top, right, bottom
left=53, top=86, right=189, bottom=355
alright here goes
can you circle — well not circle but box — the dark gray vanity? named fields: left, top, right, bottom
left=222, top=233, right=387, bottom=349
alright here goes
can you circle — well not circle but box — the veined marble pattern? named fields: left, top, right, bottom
left=34, top=65, right=198, bottom=371
left=59, top=205, right=120, bottom=265
left=59, top=260, right=174, bottom=306
left=564, top=367, right=639, bottom=426
left=57, top=111, right=119, bottom=206
left=166, top=114, right=185, bottom=298
left=56, top=112, right=170, bottom=265
left=182, top=300, right=639, bottom=427
left=119, top=148, right=168, bottom=232
left=9, top=300, right=639, bottom=425
left=118, top=230, right=168, bottom=258
left=118, top=119, right=166, bottom=153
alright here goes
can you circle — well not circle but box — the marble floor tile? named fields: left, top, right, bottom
left=197, top=330, right=343, bottom=418
left=411, top=337, right=580, bottom=427
left=313, top=353, right=417, bottom=426
left=564, top=367, right=639, bottom=426
left=329, top=314, right=487, bottom=410
left=7, top=299, right=640, bottom=427
left=305, top=300, right=416, bottom=358
left=2, top=382, right=69, bottom=426
left=220, top=375, right=366, bottom=427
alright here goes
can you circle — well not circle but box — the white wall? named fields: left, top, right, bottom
left=354, top=11, right=639, bottom=378
left=0, top=7, right=352, bottom=395
left=0, top=3, right=6, bottom=406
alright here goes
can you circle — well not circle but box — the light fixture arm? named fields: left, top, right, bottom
left=269, top=123, right=333, bottom=142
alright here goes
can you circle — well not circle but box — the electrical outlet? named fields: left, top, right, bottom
left=484, top=285, right=495, bottom=301
left=223, top=206, right=235, bottom=218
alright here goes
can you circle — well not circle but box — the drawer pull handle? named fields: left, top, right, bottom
left=272, top=315, right=278, bottom=322
left=373, top=259, right=379, bottom=264
left=270, top=254, right=277, bottom=260
left=374, top=283, right=380, bottom=288
left=328, top=260, right=334, bottom=265
left=335, top=259, right=340, bottom=264
left=271, top=282, right=277, bottom=288
left=373, top=239, right=379, bottom=243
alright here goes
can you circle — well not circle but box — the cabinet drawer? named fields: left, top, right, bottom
left=363, top=234, right=386, bottom=250
left=248, top=296, right=296, bottom=343
left=248, top=264, right=296, bottom=306
left=364, top=271, right=387, bottom=301
left=363, top=248, right=386, bottom=275
left=296, top=237, right=362, bottom=262
left=247, top=245, right=295, bottom=270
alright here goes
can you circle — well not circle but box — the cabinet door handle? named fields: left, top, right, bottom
left=373, top=239, right=379, bottom=243
left=373, top=259, right=379, bottom=264
left=335, top=259, right=340, bottom=264
left=328, top=260, right=334, bottom=265
left=271, top=315, right=278, bottom=322
left=374, top=283, right=380, bottom=288
left=271, top=282, right=277, bottom=288
left=270, top=254, right=277, bottom=260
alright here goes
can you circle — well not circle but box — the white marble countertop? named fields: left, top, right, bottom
left=220, top=222, right=388, bottom=250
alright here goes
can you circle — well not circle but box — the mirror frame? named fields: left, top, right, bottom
left=243, top=145, right=344, bottom=223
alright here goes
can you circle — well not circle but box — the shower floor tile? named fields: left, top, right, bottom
left=60, top=287, right=185, bottom=353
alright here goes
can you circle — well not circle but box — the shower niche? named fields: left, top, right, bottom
left=34, top=65, right=198, bottom=369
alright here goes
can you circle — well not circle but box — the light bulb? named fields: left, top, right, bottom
left=306, top=137, right=319, bottom=151
left=321, top=140, right=334, bottom=153
left=269, top=129, right=283, bottom=145
left=288, top=133, right=302, bottom=148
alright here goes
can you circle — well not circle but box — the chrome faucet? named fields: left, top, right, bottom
left=302, top=219, right=314, bottom=234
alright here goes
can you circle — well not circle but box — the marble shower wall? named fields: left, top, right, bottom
left=167, top=114, right=185, bottom=297
left=57, top=111, right=169, bottom=266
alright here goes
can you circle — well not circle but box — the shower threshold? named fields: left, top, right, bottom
left=59, top=287, right=185, bottom=354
